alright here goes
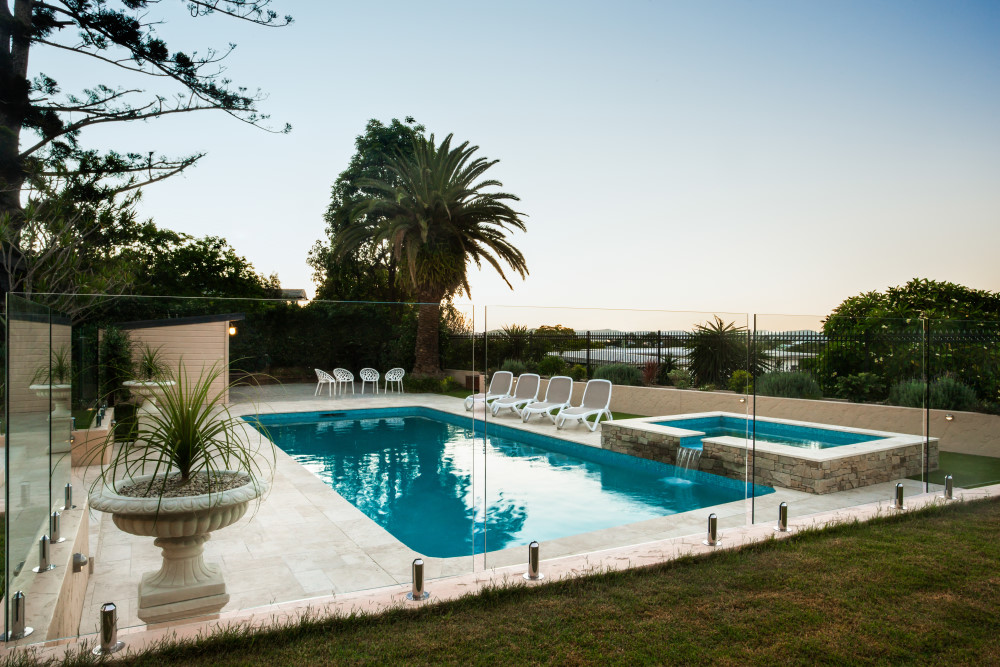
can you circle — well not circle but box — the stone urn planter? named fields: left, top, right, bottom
left=89, top=472, right=267, bottom=623
left=122, top=379, right=176, bottom=407
left=29, top=383, right=72, bottom=418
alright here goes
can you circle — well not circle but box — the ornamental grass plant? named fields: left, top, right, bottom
left=90, top=360, right=274, bottom=506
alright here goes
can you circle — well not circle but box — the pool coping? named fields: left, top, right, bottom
left=240, top=401, right=776, bottom=569
left=611, top=411, right=934, bottom=462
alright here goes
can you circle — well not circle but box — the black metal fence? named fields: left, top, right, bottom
left=445, top=323, right=1000, bottom=412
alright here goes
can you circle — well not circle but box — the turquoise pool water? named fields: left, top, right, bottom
left=250, top=408, right=772, bottom=558
left=653, top=415, right=883, bottom=450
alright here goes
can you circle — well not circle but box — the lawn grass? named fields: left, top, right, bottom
left=14, top=497, right=1000, bottom=666
left=70, top=408, right=94, bottom=430
left=908, top=450, right=1000, bottom=489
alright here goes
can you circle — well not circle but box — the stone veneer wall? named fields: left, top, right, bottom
left=697, top=440, right=938, bottom=494
left=602, top=423, right=683, bottom=466
left=601, top=422, right=939, bottom=495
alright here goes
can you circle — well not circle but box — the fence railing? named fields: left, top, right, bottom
left=445, top=326, right=1000, bottom=411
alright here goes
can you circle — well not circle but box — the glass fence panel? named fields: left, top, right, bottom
left=751, top=314, right=929, bottom=528
left=4, top=294, right=56, bottom=640
left=5, top=293, right=476, bottom=643
left=479, top=306, right=752, bottom=574
left=927, top=319, right=1000, bottom=495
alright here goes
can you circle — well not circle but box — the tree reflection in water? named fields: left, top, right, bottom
left=266, top=416, right=526, bottom=557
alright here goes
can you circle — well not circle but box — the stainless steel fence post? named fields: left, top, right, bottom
left=62, top=482, right=76, bottom=511
left=32, top=535, right=55, bottom=573
left=524, top=541, right=544, bottom=580
left=774, top=502, right=789, bottom=532
left=51, top=511, right=65, bottom=544
left=703, top=513, right=720, bottom=546
left=5, top=591, right=33, bottom=640
left=939, top=475, right=954, bottom=501
left=891, top=482, right=906, bottom=510
left=407, top=558, right=429, bottom=601
left=92, top=602, right=124, bottom=655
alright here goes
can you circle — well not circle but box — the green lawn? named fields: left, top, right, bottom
left=16, top=498, right=1000, bottom=666
left=909, top=450, right=1000, bottom=489
left=70, top=408, right=94, bottom=430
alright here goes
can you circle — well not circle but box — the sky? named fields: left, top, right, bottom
left=28, top=1, right=1000, bottom=329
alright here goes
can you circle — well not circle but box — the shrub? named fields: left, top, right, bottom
left=641, top=360, right=659, bottom=387
left=888, top=376, right=979, bottom=411
left=667, top=368, right=692, bottom=389
left=568, top=364, right=587, bottom=382
left=593, top=363, right=642, bottom=386
left=835, top=372, right=886, bottom=403
left=756, top=372, right=822, bottom=399
left=728, top=370, right=753, bottom=394
left=931, top=376, right=979, bottom=411
left=100, top=326, right=133, bottom=405
left=500, top=359, right=529, bottom=376
left=656, top=355, right=678, bottom=385
left=441, top=376, right=462, bottom=393
left=407, top=375, right=463, bottom=394
left=537, top=355, right=567, bottom=377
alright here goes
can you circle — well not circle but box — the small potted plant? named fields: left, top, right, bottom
left=29, top=345, right=73, bottom=418
left=88, top=361, right=274, bottom=623
left=122, top=343, right=175, bottom=406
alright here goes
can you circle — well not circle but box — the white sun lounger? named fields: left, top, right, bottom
left=464, top=371, right=513, bottom=411
left=491, top=373, right=541, bottom=417
left=521, top=376, right=573, bottom=423
left=556, top=379, right=613, bottom=431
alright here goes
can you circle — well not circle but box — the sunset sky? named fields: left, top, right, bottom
left=31, top=1, right=1000, bottom=327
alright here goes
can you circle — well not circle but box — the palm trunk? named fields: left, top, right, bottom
left=413, top=299, right=443, bottom=376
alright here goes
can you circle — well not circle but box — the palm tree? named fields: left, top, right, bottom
left=336, top=133, right=528, bottom=375
left=686, top=316, right=771, bottom=387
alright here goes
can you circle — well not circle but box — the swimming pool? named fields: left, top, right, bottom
left=653, top=414, right=883, bottom=450
left=250, top=408, right=772, bottom=558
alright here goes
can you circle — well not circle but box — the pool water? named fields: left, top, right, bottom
left=251, top=408, right=772, bottom=558
left=653, top=415, right=883, bottom=450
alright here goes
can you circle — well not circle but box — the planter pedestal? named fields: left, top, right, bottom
left=138, top=535, right=228, bottom=623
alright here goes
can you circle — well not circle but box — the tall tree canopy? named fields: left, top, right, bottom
left=812, top=279, right=1000, bottom=405
left=824, top=278, right=1000, bottom=326
left=0, top=0, right=291, bottom=275
left=336, top=132, right=528, bottom=375
left=309, top=116, right=424, bottom=302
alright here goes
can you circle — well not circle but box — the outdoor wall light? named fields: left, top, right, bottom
left=945, top=414, right=954, bottom=421
left=228, top=325, right=237, bottom=336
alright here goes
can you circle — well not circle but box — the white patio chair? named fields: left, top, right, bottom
left=384, top=367, right=405, bottom=393
left=521, top=376, right=573, bottom=423
left=556, top=379, right=613, bottom=431
left=332, top=368, right=355, bottom=395
left=490, top=373, right=541, bottom=417
left=464, top=371, right=513, bottom=411
left=359, top=367, right=380, bottom=394
left=314, top=369, right=336, bottom=397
